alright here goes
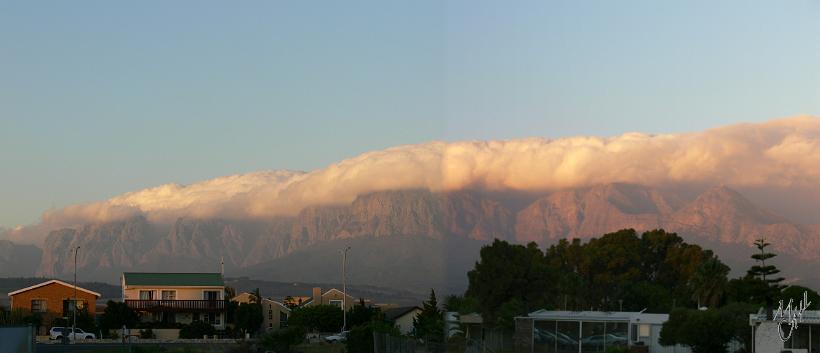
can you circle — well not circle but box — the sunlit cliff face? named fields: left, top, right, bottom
left=10, top=115, right=820, bottom=244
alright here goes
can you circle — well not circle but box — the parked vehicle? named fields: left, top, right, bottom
left=325, top=331, right=348, bottom=343
left=49, top=327, right=96, bottom=340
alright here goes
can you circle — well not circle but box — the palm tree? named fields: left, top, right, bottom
left=690, top=254, right=730, bottom=308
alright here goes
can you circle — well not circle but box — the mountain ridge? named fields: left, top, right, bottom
left=3, top=183, right=816, bottom=293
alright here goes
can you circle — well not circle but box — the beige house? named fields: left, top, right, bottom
left=232, top=292, right=290, bottom=331
left=121, top=272, right=226, bottom=329
left=302, top=287, right=356, bottom=311
left=383, top=306, right=422, bottom=335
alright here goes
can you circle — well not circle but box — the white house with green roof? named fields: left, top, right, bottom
left=121, top=272, right=226, bottom=329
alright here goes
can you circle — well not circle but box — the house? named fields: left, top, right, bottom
left=7, top=279, right=100, bottom=318
left=301, top=287, right=356, bottom=311
left=121, top=272, right=226, bottom=329
left=232, top=292, right=291, bottom=331
left=515, top=310, right=692, bottom=353
left=750, top=309, right=820, bottom=353
left=383, top=306, right=421, bottom=335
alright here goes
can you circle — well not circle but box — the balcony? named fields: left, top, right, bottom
left=125, top=299, right=225, bottom=313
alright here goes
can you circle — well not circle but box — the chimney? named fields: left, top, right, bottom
left=312, top=287, right=321, bottom=306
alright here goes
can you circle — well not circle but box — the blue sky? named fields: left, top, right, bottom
left=2, top=0, right=820, bottom=227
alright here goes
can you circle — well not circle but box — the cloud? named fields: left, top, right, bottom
left=10, top=115, right=820, bottom=244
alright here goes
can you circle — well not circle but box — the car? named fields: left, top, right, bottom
left=324, top=331, right=349, bottom=343
left=49, top=327, right=96, bottom=340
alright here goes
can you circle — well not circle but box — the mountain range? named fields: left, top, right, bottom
left=3, top=183, right=819, bottom=297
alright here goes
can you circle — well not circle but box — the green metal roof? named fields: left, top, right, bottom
left=122, top=272, right=224, bottom=287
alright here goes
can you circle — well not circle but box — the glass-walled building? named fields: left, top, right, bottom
left=515, top=310, right=692, bottom=353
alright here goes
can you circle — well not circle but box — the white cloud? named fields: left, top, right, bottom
left=10, top=115, right=820, bottom=244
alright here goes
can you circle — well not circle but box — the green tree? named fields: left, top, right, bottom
left=780, top=285, right=820, bottom=310
left=347, top=298, right=380, bottom=328
left=466, top=240, right=551, bottom=321
left=346, top=321, right=400, bottom=353
left=235, top=302, right=264, bottom=336
left=414, top=289, right=444, bottom=346
left=443, top=295, right=479, bottom=315
left=288, top=305, right=343, bottom=332
left=748, top=238, right=785, bottom=290
left=659, top=308, right=734, bottom=353
left=689, top=253, right=730, bottom=308
left=100, top=300, right=139, bottom=332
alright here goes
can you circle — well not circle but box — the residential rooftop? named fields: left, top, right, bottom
left=122, top=272, right=224, bottom=287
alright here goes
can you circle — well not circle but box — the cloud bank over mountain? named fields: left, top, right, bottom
left=10, top=116, right=820, bottom=244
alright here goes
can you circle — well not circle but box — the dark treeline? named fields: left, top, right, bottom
left=449, top=228, right=819, bottom=330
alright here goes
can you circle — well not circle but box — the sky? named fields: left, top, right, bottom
left=2, top=1, right=820, bottom=228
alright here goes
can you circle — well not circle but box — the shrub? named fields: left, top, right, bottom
left=260, top=326, right=305, bottom=353
left=140, top=328, right=156, bottom=339
left=179, top=321, right=215, bottom=339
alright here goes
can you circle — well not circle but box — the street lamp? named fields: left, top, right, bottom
left=72, top=246, right=80, bottom=344
left=340, top=246, right=351, bottom=333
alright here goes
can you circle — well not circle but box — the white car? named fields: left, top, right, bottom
left=325, top=331, right=348, bottom=343
left=49, top=327, right=96, bottom=340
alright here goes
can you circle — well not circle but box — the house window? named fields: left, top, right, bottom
left=268, top=310, right=273, bottom=320
left=139, top=290, right=154, bottom=300
left=62, top=300, right=86, bottom=316
left=269, top=323, right=273, bottom=328
left=638, top=324, right=650, bottom=337
left=280, top=312, right=288, bottom=328
left=329, top=299, right=343, bottom=308
left=203, top=291, right=220, bottom=301
left=161, top=290, right=176, bottom=300
left=205, top=313, right=221, bottom=325
left=31, top=299, right=46, bottom=313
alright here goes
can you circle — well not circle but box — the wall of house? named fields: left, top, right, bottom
left=395, top=310, right=421, bottom=335
left=232, top=293, right=290, bottom=331
left=123, top=286, right=224, bottom=300
left=9, top=282, right=98, bottom=315
left=320, top=291, right=355, bottom=310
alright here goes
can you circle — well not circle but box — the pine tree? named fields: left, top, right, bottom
left=413, top=289, right=444, bottom=348
left=747, top=238, right=785, bottom=290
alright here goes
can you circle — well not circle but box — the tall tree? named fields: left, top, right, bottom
left=748, top=238, right=785, bottom=289
left=689, top=253, right=730, bottom=308
left=466, top=240, right=551, bottom=321
left=414, top=289, right=444, bottom=346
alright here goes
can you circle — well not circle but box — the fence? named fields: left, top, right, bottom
left=0, top=325, right=35, bottom=353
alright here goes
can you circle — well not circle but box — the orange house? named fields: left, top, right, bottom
left=7, top=279, right=101, bottom=317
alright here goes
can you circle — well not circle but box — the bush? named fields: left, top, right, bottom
left=179, top=321, right=215, bottom=339
left=140, top=328, right=156, bottom=339
left=260, top=326, right=305, bottom=353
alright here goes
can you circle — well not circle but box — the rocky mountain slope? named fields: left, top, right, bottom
left=14, top=184, right=820, bottom=293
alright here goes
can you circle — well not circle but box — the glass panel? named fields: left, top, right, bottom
left=204, top=291, right=219, bottom=300
left=581, top=322, right=605, bottom=353
left=557, top=321, right=580, bottom=353
left=534, top=320, right=557, bottom=353
left=811, top=325, right=819, bottom=353
left=787, top=324, right=810, bottom=349
left=161, top=290, right=176, bottom=300
left=140, top=290, right=153, bottom=300
left=605, top=322, right=628, bottom=349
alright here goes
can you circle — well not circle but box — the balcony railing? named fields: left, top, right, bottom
left=125, top=299, right=225, bottom=313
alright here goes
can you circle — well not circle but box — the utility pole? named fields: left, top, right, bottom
left=341, top=246, right=351, bottom=333
left=72, top=246, right=80, bottom=344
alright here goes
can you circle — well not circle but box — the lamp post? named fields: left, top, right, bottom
left=72, top=246, right=80, bottom=344
left=341, top=246, right=351, bottom=333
